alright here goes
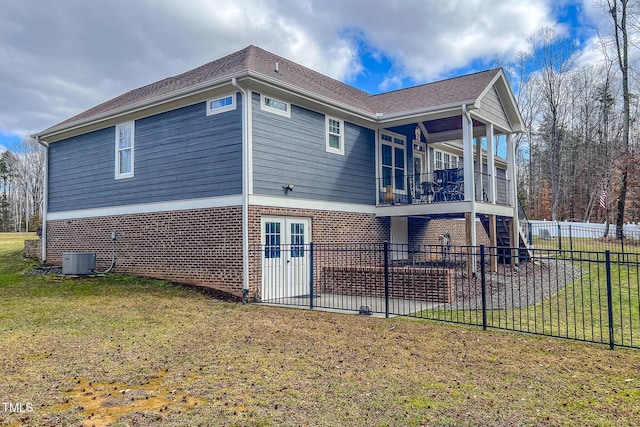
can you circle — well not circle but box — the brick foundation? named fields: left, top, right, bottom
left=45, top=204, right=481, bottom=301
left=46, top=206, right=244, bottom=296
left=45, top=205, right=390, bottom=299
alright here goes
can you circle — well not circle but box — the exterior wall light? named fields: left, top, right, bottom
left=283, top=183, right=294, bottom=193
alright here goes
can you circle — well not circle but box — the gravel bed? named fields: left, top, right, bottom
left=439, top=258, right=586, bottom=310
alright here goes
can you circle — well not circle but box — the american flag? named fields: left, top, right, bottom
left=600, top=189, right=607, bottom=209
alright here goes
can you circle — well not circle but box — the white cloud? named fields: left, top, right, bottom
left=0, top=0, right=596, bottom=136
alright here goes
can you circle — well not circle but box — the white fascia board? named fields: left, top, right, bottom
left=469, top=106, right=524, bottom=138
left=377, top=102, right=475, bottom=124
left=245, top=71, right=377, bottom=124
left=470, top=110, right=512, bottom=135
left=475, top=202, right=514, bottom=217
left=475, top=70, right=504, bottom=104
left=37, top=71, right=249, bottom=141
left=47, top=195, right=243, bottom=220
left=376, top=201, right=474, bottom=217
left=475, top=70, right=525, bottom=132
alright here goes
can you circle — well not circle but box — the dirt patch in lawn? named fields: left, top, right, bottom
left=50, top=370, right=204, bottom=427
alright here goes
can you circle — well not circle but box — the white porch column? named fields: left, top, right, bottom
left=486, top=124, right=496, bottom=204
left=462, top=108, right=475, bottom=201
left=506, top=133, right=517, bottom=209
left=475, top=128, right=483, bottom=202
left=507, top=133, right=520, bottom=265
left=463, top=106, right=477, bottom=274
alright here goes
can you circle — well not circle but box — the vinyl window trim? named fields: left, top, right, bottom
left=260, top=94, right=291, bottom=118
left=206, top=93, right=236, bottom=116
left=115, top=121, right=135, bottom=180
left=325, top=116, right=345, bottom=155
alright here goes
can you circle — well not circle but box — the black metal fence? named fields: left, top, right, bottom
left=250, top=242, right=640, bottom=350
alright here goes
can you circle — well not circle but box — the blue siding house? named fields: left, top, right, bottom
left=35, top=45, right=524, bottom=300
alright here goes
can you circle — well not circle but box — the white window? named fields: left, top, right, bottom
left=326, top=117, right=344, bottom=155
left=435, top=150, right=443, bottom=170
left=434, top=149, right=460, bottom=170
left=260, top=94, right=290, bottom=118
left=206, top=94, right=236, bottom=115
left=380, top=132, right=406, bottom=193
left=115, top=121, right=134, bottom=179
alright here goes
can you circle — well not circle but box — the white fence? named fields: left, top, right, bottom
left=529, top=220, right=640, bottom=240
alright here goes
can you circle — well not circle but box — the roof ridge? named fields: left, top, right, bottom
left=248, top=45, right=373, bottom=98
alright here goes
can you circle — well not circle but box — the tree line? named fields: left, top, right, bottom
left=511, top=0, right=638, bottom=238
left=0, top=138, right=45, bottom=232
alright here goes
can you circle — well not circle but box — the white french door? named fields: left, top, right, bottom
left=261, top=217, right=311, bottom=300
left=413, top=142, right=427, bottom=200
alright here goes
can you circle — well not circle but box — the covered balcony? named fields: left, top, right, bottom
left=369, top=68, right=527, bottom=259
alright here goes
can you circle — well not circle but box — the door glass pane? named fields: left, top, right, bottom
left=394, top=147, right=405, bottom=190
left=394, top=147, right=404, bottom=169
left=382, top=144, right=392, bottom=166
left=414, top=157, right=422, bottom=176
left=395, top=169, right=404, bottom=191
left=290, top=223, right=305, bottom=258
left=265, top=222, right=281, bottom=259
left=382, top=166, right=392, bottom=187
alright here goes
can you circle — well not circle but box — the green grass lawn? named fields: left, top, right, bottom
left=531, top=235, right=640, bottom=254
left=418, top=254, right=640, bottom=349
left=1, top=233, right=640, bottom=426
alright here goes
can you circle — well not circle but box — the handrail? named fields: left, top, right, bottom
left=378, top=170, right=510, bottom=206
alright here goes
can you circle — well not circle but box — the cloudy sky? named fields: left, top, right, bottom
left=0, top=0, right=609, bottom=152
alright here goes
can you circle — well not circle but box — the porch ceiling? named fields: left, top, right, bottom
left=387, top=116, right=491, bottom=142
left=423, top=116, right=484, bottom=135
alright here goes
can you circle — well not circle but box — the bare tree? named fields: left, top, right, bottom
left=529, top=27, right=575, bottom=220
left=607, top=0, right=634, bottom=238
left=0, top=137, right=45, bottom=232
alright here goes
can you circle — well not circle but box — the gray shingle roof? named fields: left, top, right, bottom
left=45, top=45, right=501, bottom=133
left=366, top=69, right=500, bottom=115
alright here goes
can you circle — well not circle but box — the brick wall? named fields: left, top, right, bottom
left=248, top=206, right=390, bottom=245
left=319, top=265, right=455, bottom=303
left=46, top=206, right=244, bottom=296
left=45, top=205, right=484, bottom=302
left=410, top=218, right=490, bottom=247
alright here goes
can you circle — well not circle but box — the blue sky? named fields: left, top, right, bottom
left=0, top=0, right=607, bottom=153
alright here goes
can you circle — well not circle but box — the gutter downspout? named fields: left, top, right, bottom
left=34, top=135, right=48, bottom=263
left=232, top=77, right=251, bottom=303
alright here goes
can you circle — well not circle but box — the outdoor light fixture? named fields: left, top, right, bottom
left=282, top=183, right=294, bottom=193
